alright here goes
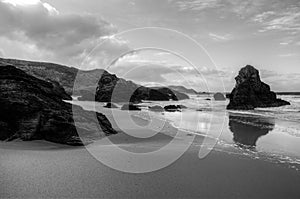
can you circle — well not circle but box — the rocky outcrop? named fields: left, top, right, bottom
left=149, top=105, right=164, bottom=112
left=214, top=93, right=226, bottom=101
left=0, top=58, right=189, bottom=102
left=95, top=71, right=189, bottom=103
left=0, top=58, right=190, bottom=102
left=164, top=105, right=187, bottom=112
left=0, top=65, right=117, bottom=145
left=227, top=65, right=290, bottom=110
left=0, top=58, right=105, bottom=96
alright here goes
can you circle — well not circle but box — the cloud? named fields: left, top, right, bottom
left=262, top=71, right=300, bottom=92
left=279, top=42, right=290, bottom=45
left=252, top=11, right=276, bottom=23
left=260, top=69, right=279, bottom=78
left=171, top=0, right=268, bottom=18
left=208, top=33, right=232, bottom=42
left=252, top=6, right=300, bottom=33
left=0, top=0, right=129, bottom=67
left=174, top=0, right=221, bottom=11
left=279, top=53, right=297, bottom=57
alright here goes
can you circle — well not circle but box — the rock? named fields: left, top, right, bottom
left=205, top=98, right=211, bottom=101
left=213, top=93, right=226, bottom=101
left=0, top=58, right=189, bottom=102
left=227, top=65, right=290, bottom=110
left=95, top=71, right=189, bottom=103
left=96, top=112, right=118, bottom=135
left=104, top=102, right=118, bottom=109
left=0, top=65, right=117, bottom=145
left=164, top=105, right=179, bottom=112
left=164, top=105, right=186, bottom=112
left=121, top=103, right=141, bottom=111
left=149, top=105, right=164, bottom=112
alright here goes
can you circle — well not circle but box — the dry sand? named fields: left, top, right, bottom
left=1, top=104, right=300, bottom=198
left=1, top=133, right=300, bottom=198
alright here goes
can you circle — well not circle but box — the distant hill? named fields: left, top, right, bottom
left=168, top=85, right=199, bottom=95
left=0, top=58, right=189, bottom=102
left=0, top=58, right=79, bottom=95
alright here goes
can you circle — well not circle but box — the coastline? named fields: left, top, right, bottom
left=1, top=99, right=300, bottom=198
left=1, top=136, right=300, bottom=198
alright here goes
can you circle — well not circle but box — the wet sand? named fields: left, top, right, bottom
left=1, top=133, right=300, bottom=199
left=1, top=102, right=300, bottom=198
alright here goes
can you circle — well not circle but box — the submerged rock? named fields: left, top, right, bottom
left=149, top=105, right=164, bottom=112
left=0, top=65, right=117, bottom=145
left=213, top=93, right=226, bottom=101
left=227, top=65, right=290, bottom=110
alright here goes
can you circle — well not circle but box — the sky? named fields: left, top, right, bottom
left=0, top=0, right=299, bottom=92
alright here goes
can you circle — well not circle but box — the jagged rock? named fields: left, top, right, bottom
left=149, top=105, right=164, bottom=112
left=227, top=65, right=290, bottom=110
left=95, top=71, right=189, bottom=103
left=104, top=102, right=118, bottom=109
left=214, top=93, right=226, bottom=101
left=0, top=65, right=117, bottom=145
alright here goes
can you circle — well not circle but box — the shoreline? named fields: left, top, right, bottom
left=1, top=135, right=300, bottom=198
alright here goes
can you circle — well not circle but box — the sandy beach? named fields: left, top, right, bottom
left=1, top=101, right=300, bottom=198
left=1, top=136, right=300, bottom=198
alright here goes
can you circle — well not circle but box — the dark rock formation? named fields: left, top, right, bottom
left=0, top=58, right=189, bottom=102
left=104, top=102, right=118, bottom=109
left=0, top=65, right=117, bottom=145
left=164, top=105, right=186, bottom=112
left=95, top=71, right=189, bottom=103
left=121, top=103, right=141, bottom=111
left=149, top=105, right=164, bottom=112
left=227, top=65, right=290, bottom=110
left=213, top=93, right=226, bottom=101
left=0, top=58, right=104, bottom=97
left=229, top=114, right=274, bottom=148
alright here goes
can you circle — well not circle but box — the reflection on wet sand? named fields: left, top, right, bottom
left=228, top=113, right=275, bottom=149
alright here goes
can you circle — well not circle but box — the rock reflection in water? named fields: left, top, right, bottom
left=228, top=113, right=275, bottom=149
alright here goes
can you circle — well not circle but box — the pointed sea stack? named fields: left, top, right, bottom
left=227, top=65, right=290, bottom=110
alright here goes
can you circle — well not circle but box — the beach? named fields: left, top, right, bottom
left=1, top=97, right=300, bottom=198
left=1, top=137, right=300, bottom=198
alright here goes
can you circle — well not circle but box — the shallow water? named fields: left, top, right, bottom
left=70, top=95, right=300, bottom=171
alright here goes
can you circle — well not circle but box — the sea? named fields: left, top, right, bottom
left=138, top=94, right=300, bottom=171
left=71, top=94, right=300, bottom=171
